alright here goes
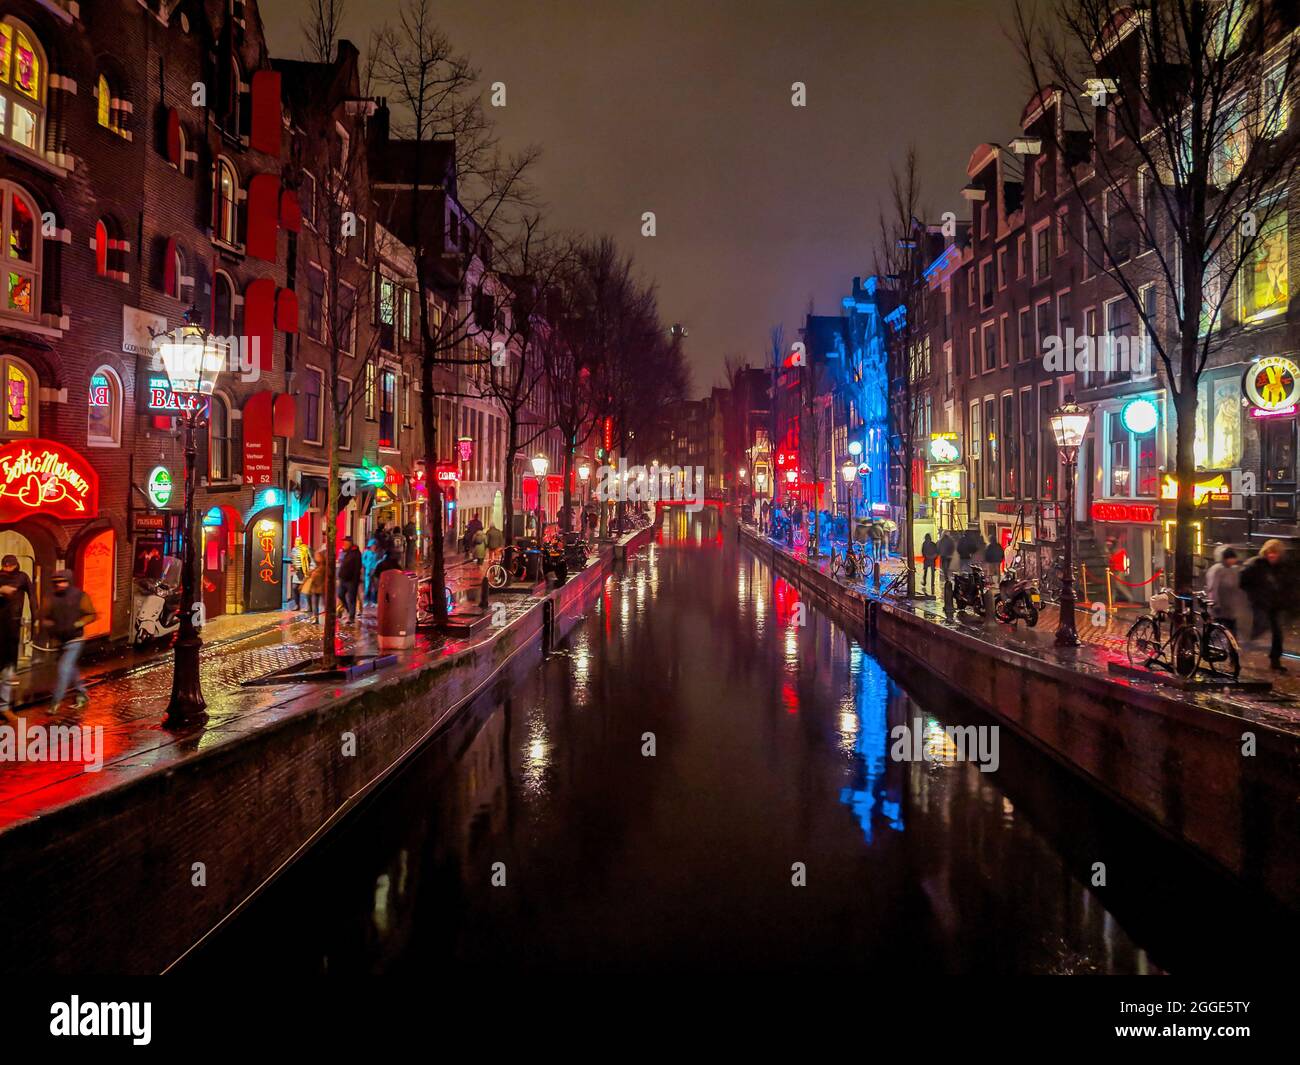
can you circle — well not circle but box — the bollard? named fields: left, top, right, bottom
left=479, top=574, right=490, bottom=615
left=873, top=560, right=881, bottom=587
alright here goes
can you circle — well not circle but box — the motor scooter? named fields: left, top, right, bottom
left=993, top=557, right=1041, bottom=627
left=133, top=556, right=184, bottom=646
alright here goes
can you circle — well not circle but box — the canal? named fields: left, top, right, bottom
left=183, top=508, right=1265, bottom=975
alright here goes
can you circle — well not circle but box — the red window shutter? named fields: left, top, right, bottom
left=279, top=187, right=301, bottom=233
left=275, top=287, right=298, bottom=333
left=163, top=236, right=177, bottom=296
left=244, top=277, right=276, bottom=373
left=273, top=391, right=297, bottom=437
left=166, top=108, right=182, bottom=166
left=246, top=174, right=280, bottom=262
left=249, top=70, right=282, bottom=158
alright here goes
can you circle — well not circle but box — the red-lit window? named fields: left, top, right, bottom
left=94, top=219, right=108, bottom=276
left=214, top=156, right=240, bottom=246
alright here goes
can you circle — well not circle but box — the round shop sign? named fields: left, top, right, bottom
left=1243, top=356, right=1300, bottom=413
left=147, top=465, right=173, bottom=508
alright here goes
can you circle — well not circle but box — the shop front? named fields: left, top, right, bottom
left=243, top=502, right=285, bottom=613
left=0, top=439, right=103, bottom=652
left=1090, top=500, right=1160, bottom=603
left=1242, top=354, right=1299, bottom=522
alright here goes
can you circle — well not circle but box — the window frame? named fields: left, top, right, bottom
left=0, top=180, right=39, bottom=321
left=0, top=18, right=47, bottom=156
left=87, top=365, right=122, bottom=448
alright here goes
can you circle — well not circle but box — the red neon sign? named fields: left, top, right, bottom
left=1090, top=501, right=1156, bottom=523
left=0, top=439, right=99, bottom=522
left=434, top=462, right=459, bottom=485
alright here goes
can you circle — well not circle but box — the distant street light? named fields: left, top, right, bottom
left=1049, top=396, right=1092, bottom=648
left=151, top=310, right=226, bottom=728
left=531, top=453, right=549, bottom=537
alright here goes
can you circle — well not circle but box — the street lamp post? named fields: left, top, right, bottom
left=1049, top=395, right=1091, bottom=648
left=151, top=313, right=226, bottom=728
left=578, top=463, right=591, bottom=516
left=841, top=459, right=857, bottom=538
left=531, top=453, right=550, bottom=540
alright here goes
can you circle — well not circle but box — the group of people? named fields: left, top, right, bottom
left=459, top=516, right=504, bottom=566
left=1206, top=539, right=1291, bottom=671
left=919, top=527, right=1004, bottom=594
left=292, top=526, right=408, bottom=624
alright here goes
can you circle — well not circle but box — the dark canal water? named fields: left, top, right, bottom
left=184, top=508, right=1269, bottom=975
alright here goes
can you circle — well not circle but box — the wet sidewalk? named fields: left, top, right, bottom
left=746, top=520, right=1300, bottom=736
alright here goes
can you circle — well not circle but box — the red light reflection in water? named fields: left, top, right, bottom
left=772, top=577, right=800, bottom=626
left=781, top=680, right=799, bottom=715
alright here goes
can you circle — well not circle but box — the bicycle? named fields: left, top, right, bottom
left=1125, top=590, right=1239, bottom=679
left=829, top=541, right=868, bottom=584
left=486, top=544, right=528, bottom=589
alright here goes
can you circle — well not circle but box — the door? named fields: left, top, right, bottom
left=0, top=530, right=36, bottom=662
left=202, top=521, right=228, bottom=619
left=1262, top=416, right=1296, bottom=520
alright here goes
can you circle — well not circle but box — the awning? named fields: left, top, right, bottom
left=295, top=474, right=327, bottom=512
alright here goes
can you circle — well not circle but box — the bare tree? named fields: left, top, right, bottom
left=1016, top=0, right=1300, bottom=595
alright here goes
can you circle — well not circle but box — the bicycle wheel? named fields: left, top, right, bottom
left=1171, top=625, right=1201, bottom=678
left=1126, top=616, right=1159, bottom=668
left=1202, top=624, right=1241, bottom=679
left=486, top=563, right=508, bottom=590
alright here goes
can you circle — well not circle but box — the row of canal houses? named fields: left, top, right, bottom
left=0, top=0, right=562, bottom=657
left=789, top=8, right=1297, bottom=603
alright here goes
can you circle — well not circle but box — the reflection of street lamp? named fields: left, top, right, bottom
left=531, top=453, right=549, bottom=537
left=1050, top=395, right=1092, bottom=647
left=152, top=311, right=226, bottom=728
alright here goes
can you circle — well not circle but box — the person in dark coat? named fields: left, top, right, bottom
left=920, top=533, right=939, bottom=593
left=0, top=554, right=33, bottom=721
left=937, top=531, right=956, bottom=581
left=956, top=528, right=976, bottom=572
left=337, top=538, right=363, bottom=622
left=1240, top=539, right=1289, bottom=671
left=38, top=570, right=97, bottom=713
left=983, top=537, right=1005, bottom=576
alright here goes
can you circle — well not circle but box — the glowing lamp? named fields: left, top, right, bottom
left=841, top=461, right=857, bottom=484
left=578, top=464, right=591, bottom=482
left=1050, top=396, right=1091, bottom=454
left=152, top=322, right=226, bottom=398
left=848, top=440, right=862, bottom=458
left=738, top=468, right=747, bottom=479
left=1121, top=397, right=1158, bottom=435
left=531, top=453, right=549, bottom=478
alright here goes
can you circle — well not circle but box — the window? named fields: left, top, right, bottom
left=1057, top=289, right=1072, bottom=335
left=1056, top=206, right=1069, bottom=256
left=1105, top=182, right=1134, bottom=264
left=299, top=171, right=316, bottom=230
left=94, top=219, right=109, bottom=277
left=1213, top=97, right=1248, bottom=186
left=999, top=313, right=1010, bottom=368
left=1104, top=296, right=1134, bottom=384
left=338, top=281, right=356, bottom=353
left=1241, top=205, right=1288, bottom=322
left=166, top=243, right=184, bottom=299
left=979, top=257, right=994, bottom=310
left=969, top=400, right=980, bottom=463
left=1016, top=234, right=1026, bottom=278
left=305, top=263, right=324, bottom=341
left=997, top=246, right=1008, bottom=289
left=1082, top=306, right=1098, bottom=387
left=377, top=274, right=396, bottom=350
left=300, top=366, right=323, bottom=444
left=213, top=271, right=235, bottom=336
left=1039, top=383, right=1056, bottom=497
left=1018, top=306, right=1031, bottom=362
left=1107, top=407, right=1157, bottom=498
left=1019, top=388, right=1037, bottom=501
left=87, top=366, right=121, bottom=447
left=966, top=267, right=975, bottom=307
left=226, top=59, right=242, bottom=135
left=1033, top=156, right=1046, bottom=198
left=1001, top=393, right=1017, bottom=498
left=1035, top=299, right=1054, bottom=359
left=1262, top=61, right=1289, bottom=139
left=0, top=354, right=36, bottom=436
left=208, top=394, right=231, bottom=481
left=984, top=397, right=998, bottom=497
left=214, top=157, right=240, bottom=246
left=0, top=19, right=45, bottom=152
left=402, top=287, right=412, bottom=341
left=980, top=203, right=990, bottom=238
left=336, top=375, right=352, bottom=450
left=968, top=327, right=977, bottom=379
left=982, top=320, right=997, bottom=372
left=365, top=361, right=376, bottom=419
left=1194, top=374, right=1243, bottom=469
left=1082, top=200, right=1098, bottom=278
left=95, top=73, right=126, bottom=135
left=1, top=181, right=38, bottom=319
left=1032, top=220, right=1052, bottom=282
left=379, top=366, right=398, bottom=448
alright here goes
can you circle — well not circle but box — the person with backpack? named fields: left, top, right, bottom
left=39, top=570, right=97, bottom=714
left=920, top=533, right=939, bottom=594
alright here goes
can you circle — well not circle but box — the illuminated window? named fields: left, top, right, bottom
left=214, top=156, right=240, bottom=246
left=1, top=181, right=38, bottom=320
left=87, top=366, right=121, bottom=447
left=379, top=367, right=397, bottom=448
left=1193, top=376, right=1243, bottom=469
left=1262, top=62, right=1289, bottom=139
left=0, top=354, right=36, bottom=437
left=1241, top=206, right=1288, bottom=323
left=0, top=19, right=45, bottom=153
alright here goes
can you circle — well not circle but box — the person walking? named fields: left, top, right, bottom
left=1240, top=539, right=1289, bottom=671
left=471, top=526, right=487, bottom=566
left=0, top=555, right=34, bottom=723
left=869, top=520, right=886, bottom=562
left=486, top=523, right=504, bottom=562
left=362, top=538, right=382, bottom=609
left=292, top=536, right=311, bottom=609
left=937, top=530, right=956, bottom=582
left=38, top=570, right=96, bottom=714
left=1204, top=546, right=1248, bottom=636
left=920, top=533, right=939, bottom=594
left=956, top=527, right=976, bottom=573
left=463, top=516, right=483, bottom=562
left=337, top=538, right=363, bottom=623
left=301, top=548, right=325, bottom=621
left=983, top=537, right=1005, bottom=577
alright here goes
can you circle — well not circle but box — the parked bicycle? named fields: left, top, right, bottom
left=1125, top=589, right=1240, bottom=679
left=486, top=543, right=529, bottom=589
left=829, top=541, right=868, bottom=583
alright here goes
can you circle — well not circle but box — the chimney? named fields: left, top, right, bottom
left=371, top=97, right=390, bottom=145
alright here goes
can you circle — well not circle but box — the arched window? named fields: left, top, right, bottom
left=208, top=393, right=230, bottom=481
left=0, top=19, right=46, bottom=152
left=96, top=74, right=112, bottom=129
left=166, top=243, right=183, bottom=299
left=0, top=354, right=37, bottom=437
left=226, top=58, right=241, bottom=134
left=87, top=365, right=121, bottom=447
left=214, top=156, right=239, bottom=246
left=1, top=181, right=39, bottom=320
left=213, top=270, right=235, bottom=336
left=94, top=219, right=109, bottom=276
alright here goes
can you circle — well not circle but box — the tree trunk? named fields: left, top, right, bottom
left=1173, top=378, right=1198, bottom=598
left=503, top=419, right=518, bottom=546
left=420, top=356, right=447, bottom=623
left=323, top=412, right=339, bottom=669
left=561, top=433, right=574, bottom=532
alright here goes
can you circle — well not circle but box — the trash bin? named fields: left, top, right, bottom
left=377, top=569, right=417, bottom=650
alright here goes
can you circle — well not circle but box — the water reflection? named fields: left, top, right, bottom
left=188, top=509, right=1274, bottom=975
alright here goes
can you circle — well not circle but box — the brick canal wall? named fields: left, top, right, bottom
left=0, top=526, right=655, bottom=975
left=739, top=523, right=1300, bottom=911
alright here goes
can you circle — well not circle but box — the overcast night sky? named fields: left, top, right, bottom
left=264, top=0, right=1028, bottom=397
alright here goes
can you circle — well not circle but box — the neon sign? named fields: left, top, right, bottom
left=1159, top=473, right=1229, bottom=505
left=1091, top=501, right=1156, bottom=523
left=147, top=376, right=207, bottom=415
left=147, top=466, right=173, bottom=508
left=927, top=432, right=961, bottom=465
left=0, top=440, right=99, bottom=522
left=1243, top=356, right=1300, bottom=413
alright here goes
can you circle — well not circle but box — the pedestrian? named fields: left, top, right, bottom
left=869, top=520, right=886, bottom=561
left=403, top=521, right=418, bottom=569
left=292, top=535, right=311, bottom=609
left=760, top=499, right=770, bottom=533
left=984, top=537, right=1005, bottom=576
left=937, top=530, right=956, bottom=581
left=337, top=537, right=362, bottom=623
left=1240, top=539, right=1289, bottom=671
left=487, top=522, right=504, bottom=560
left=0, top=554, right=34, bottom=723
left=301, top=548, right=325, bottom=621
left=921, top=533, right=939, bottom=594
left=362, top=538, right=382, bottom=608
left=463, top=516, right=483, bottom=562
left=1204, top=546, right=1248, bottom=637
left=374, top=547, right=404, bottom=583
left=956, top=527, right=975, bottom=573
left=472, top=526, right=487, bottom=565
left=38, top=569, right=96, bottom=714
